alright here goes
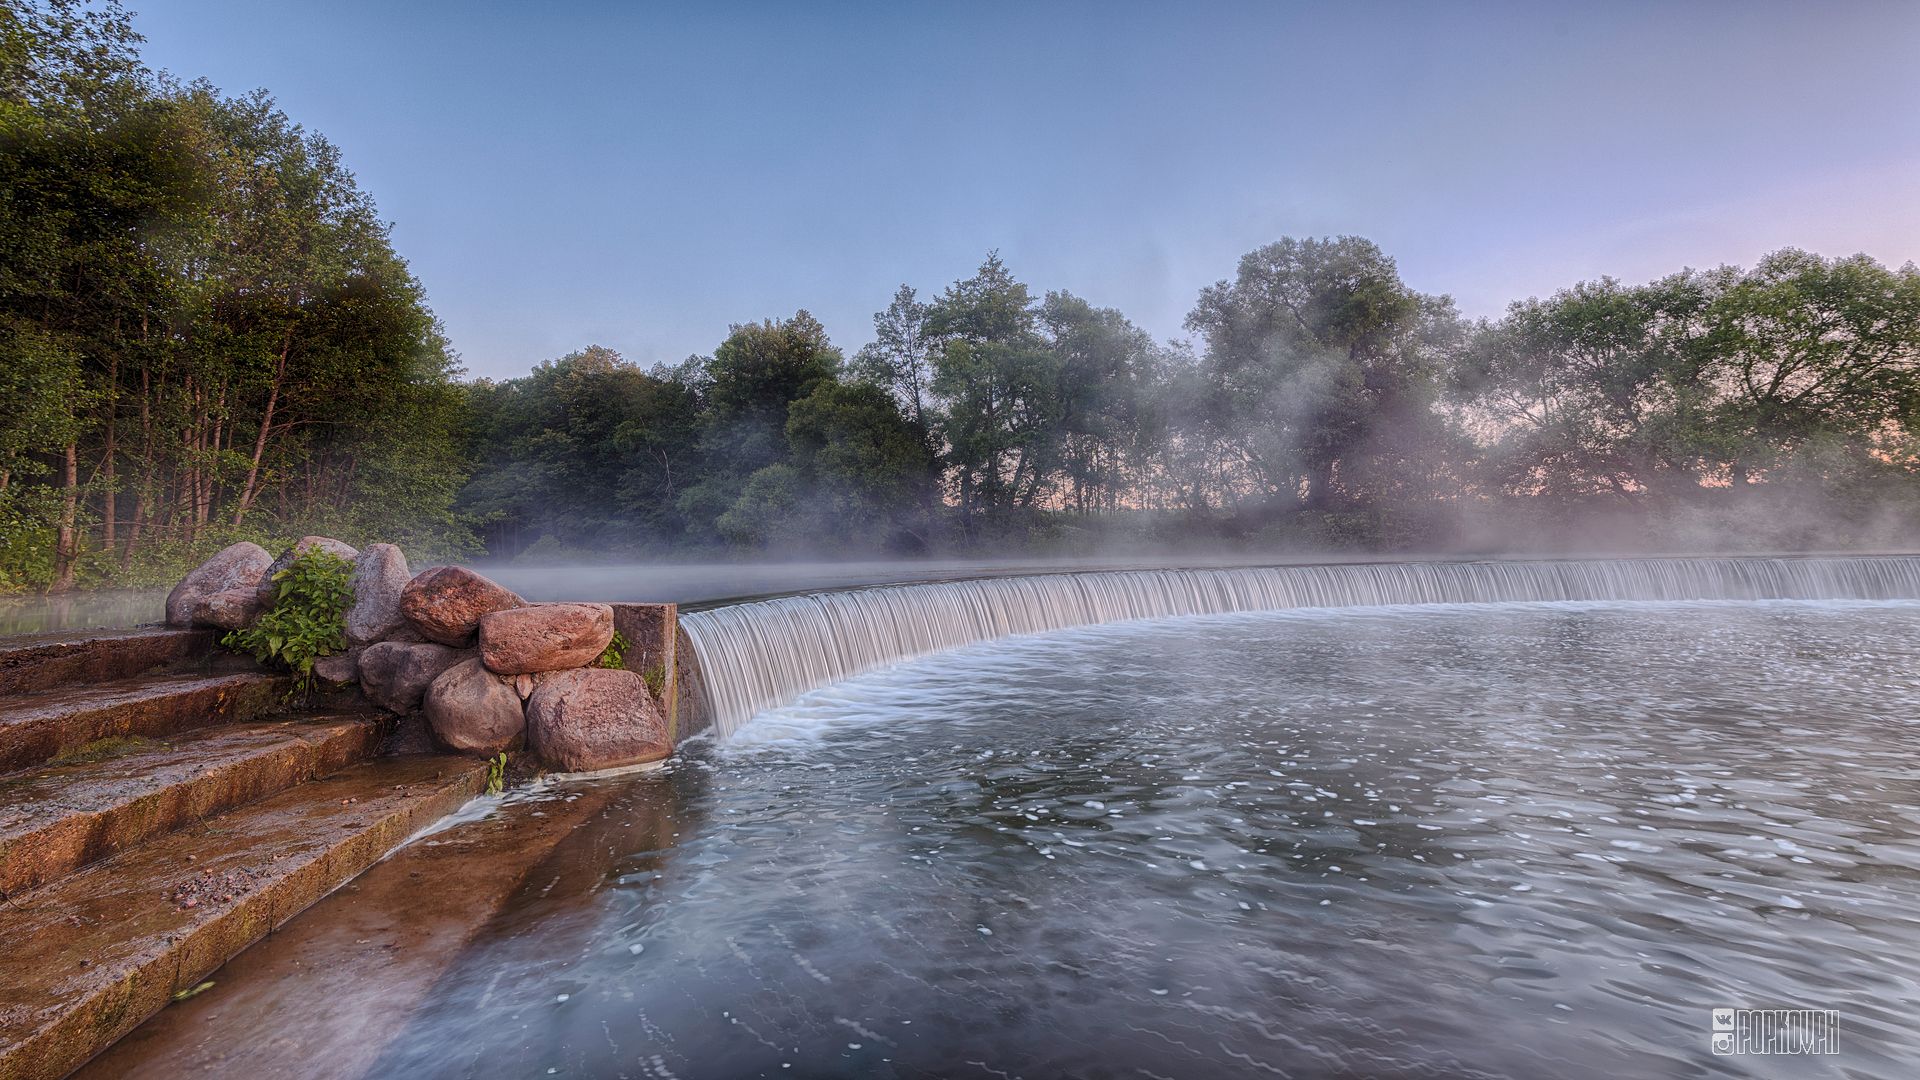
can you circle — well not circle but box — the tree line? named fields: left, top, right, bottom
left=7, top=1, right=1920, bottom=593
left=463, top=240, right=1920, bottom=561
left=1, top=0, right=468, bottom=591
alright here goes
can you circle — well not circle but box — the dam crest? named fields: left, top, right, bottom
left=678, top=555, right=1920, bottom=738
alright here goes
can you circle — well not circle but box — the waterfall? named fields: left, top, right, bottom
left=677, top=555, right=1920, bottom=739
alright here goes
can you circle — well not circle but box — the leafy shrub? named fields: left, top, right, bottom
left=222, top=548, right=355, bottom=690
left=594, top=630, right=630, bottom=670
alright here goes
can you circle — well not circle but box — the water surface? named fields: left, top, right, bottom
left=371, top=600, right=1920, bottom=1078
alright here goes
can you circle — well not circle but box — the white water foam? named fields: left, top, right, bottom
left=678, top=555, right=1920, bottom=739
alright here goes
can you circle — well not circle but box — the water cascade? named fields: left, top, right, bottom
left=678, top=555, right=1920, bottom=738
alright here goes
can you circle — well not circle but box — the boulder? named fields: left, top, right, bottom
left=166, top=542, right=274, bottom=628
left=345, top=543, right=411, bottom=645
left=423, top=657, right=525, bottom=755
left=400, top=566, right=524, bottom=647
left=525, top=668, right=670, bottom=772
left=478, top=603, right=615, bottom=675
left=312, top=645, right=365, bottom=685
left=197, top=587, right=267, bottom=630
left=256, top=536, right=360, bottom=607
left=357, top=641, right=469, bottom=714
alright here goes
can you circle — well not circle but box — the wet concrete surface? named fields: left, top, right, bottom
left=0, top=671, right=286, bottom=774
left=78, top=772, right=668, bottom=1079
left=0, top=755, right=485, bottom=1080
left=0, top=714, right=386, bottom=895
left=0, top=627, right=213, bottom=698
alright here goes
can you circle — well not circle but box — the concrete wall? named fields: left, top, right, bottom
left=606, top=603, right=705, bottom=743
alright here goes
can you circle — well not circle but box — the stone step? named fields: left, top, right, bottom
left=0, top=627, right=219, bottom=700
left=0, top=671, right=286, bottom=775
left=0, top=714, right=390, bottom=898
left=0, top=753, right=489, bottom=1080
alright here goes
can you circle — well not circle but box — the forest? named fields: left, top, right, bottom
left=6, top=0, right=1920, bottom=592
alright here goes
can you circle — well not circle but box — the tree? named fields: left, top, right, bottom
left=785, top=380, right=937, bottom=545
left=696, top=311, right=841, bottom=479
left=459, top=346, right=680, bottom=556
left=1454, top=251, right=1920, bottom=511
left=0, top=1, right=474, bottom=589
left=1037, top=292, right=1161, bottom=513
left=851, top=285, right=936, bottom=430
left=925, top=254, right=1060, bottom=519
left=1452, top=275, right=1712, bottom=500
left=1698, top=250, right=1920, bottom=486
left=1184, top=236, right=1457, bottom=510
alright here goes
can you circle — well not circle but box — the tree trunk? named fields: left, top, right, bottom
left=51, top=442, right=79, bottom=593
left=204, top=380, right=227, bottom=527
left=1304, top=461, right=1335, bottom=510
left=102, top=352, right=117, bottom=545
left=233, top=330, right=290, bottom=526
left=124, top=359, right=154, bottom=570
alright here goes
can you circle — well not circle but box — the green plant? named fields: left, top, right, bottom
left=486, top=752, right=508, bottom=795
left=221, top=548, right=355, bottom=692
left=640, top=663, right=666, bottom=698
left=594, top=630, right=631, bottom=670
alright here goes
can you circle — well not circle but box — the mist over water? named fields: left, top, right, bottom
left=10, top=551, right=1913, bottom=640
left=0, top=590, right=169, bottom=636
left=368, top=601, right=1920, bottom=1079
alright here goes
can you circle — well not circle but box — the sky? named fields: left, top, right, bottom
left=132, top=0, right=1920, bottom=381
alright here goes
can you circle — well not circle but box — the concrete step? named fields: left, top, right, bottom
left=0, top=628, right=218, bottom=699
left=0, top=753, right=489, bottom=1080
left=0, top=714, right=390, bottom=898
left=0, top=671, right=286, bottom=775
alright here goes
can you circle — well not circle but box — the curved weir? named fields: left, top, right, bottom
left=677, top=554, right=1920, bottom=738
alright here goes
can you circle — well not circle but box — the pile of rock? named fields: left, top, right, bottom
left=166, top=540, right=671, bottom=773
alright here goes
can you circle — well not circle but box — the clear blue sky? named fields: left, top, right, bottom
left=133, top=0, right=1920, bottom=380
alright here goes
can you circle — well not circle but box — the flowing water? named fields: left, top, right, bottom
left=365, top=597, right=1920, bottom=1079
left=678, top=555, right=1920, bottom=737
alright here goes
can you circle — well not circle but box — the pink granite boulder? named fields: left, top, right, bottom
left=423, top=657, right=526, bottom=754
left=478, top=603, right=615, bottom=675
left=357, top=640, right=470, bottom=714
left=400, top=566, right=524, bottom=647
left=525, top=668, right=670, bottom=772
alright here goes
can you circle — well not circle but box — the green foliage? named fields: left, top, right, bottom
left=594, top=630, right=630, bottom=670
left=699, top=312, right=843, bottom=478
left=221, top=548, right=353, bottom=690
left=640, top=664, right=666, bottom=699
left=782, top=380, right=936, bottom=543
left=714, top=464, right=803, bottom=548
left=1183, top=236, right=1458, bottom=509
left=486, top=752, right=507, bottom=796
left=451, top=239, right=1920, bottom=558
left=0, top=2, right=474, bottom=595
